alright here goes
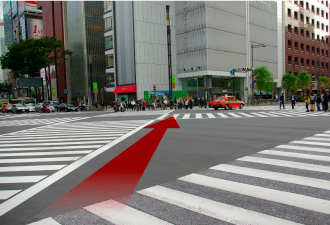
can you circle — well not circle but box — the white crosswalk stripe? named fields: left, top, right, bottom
left=0, top=119, right=149, bottom=216
left=33, top=130, right=330, bottom=224
left=0, top=117, right=84, bottom=127
left=171, top=111, right=330, bottom=119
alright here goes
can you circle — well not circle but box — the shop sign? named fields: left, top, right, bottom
left=27, top=17, right=43, bottom=40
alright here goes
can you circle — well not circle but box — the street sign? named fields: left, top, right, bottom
left=253, top=75, right=257, bottom=80
left=254, top=83, right=257, bottom=88
left=230, top=70, right=235, bottom=77
left=93, top=82, right=98, bottom=89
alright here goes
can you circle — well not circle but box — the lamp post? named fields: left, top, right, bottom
left=251, top=43, right=266, bottom=100
left=88, top=52, right=93, bottom=110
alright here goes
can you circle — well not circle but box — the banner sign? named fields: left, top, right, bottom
left=17, top=78, right=43, bottom=87
left=27, top=17, right=43, bottom=40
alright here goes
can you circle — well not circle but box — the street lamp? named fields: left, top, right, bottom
left=88, top=52, right=93, bottom=109
left=251, top=43, right=266, bottom=100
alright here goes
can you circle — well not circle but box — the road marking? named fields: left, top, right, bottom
left=0, top=145, right=102, bottom=152
left=0, top=165, right=67, bottom=172
left=85, top=200, right=173, bottom=225
left=250, top=113, right=268, bottom=117
left=0, top=157, right=81, bottom=164
left=210, top=164, right=330, bottom=190
left=0, top=134, right=124, bottom=141
left=237, top=156, right=330, bottom=174
left=206, top=113, right=215, bottom=118
left=138, top=185, right=300, bottom=225
left=0, top=151, right=92, bottom=157
left=0, top=137, right=116, bottom=144
left=217, top=113, right=228, bottom=118
left=0, top=141, right=109, bottom=147
left=173, top=114, right=180, bottom=119
left=238, top=113, right=255, bottom=117
left=227, top=113, right=241, bottom=118
left=315, top=133, right=330, bottom=137
left=179, top=173, right=330, bottom=215
left=291, top=140, right=330, bottom=147
left=276, top=144, right=330, bottom=153
left=0, top=176, right=46, bottom=184
left=27, top=217, right=61, bottom=225
left=182, top=114, right=190, bottom=119
left=257, top=112, right=280, bottom=117
left=304, top=137, right=330, bottom=142
left=195, top=113, right=202, bottom=119
left=0, top=190, right=21, bottom=200
left=260, top=150, right=330, bottom=162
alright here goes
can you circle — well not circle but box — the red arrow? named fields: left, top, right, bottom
left=42, top=116, right=180, bottom=215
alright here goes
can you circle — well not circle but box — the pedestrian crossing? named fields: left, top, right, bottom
left=242, top=105, right=306, bottom=111
left=172, top=110, right=330, bottom=119
left=0, top=120, right=149, bottom=217
left=31, top=130, right=330, bottom=224
left=0, top=117, right=86, bottom=127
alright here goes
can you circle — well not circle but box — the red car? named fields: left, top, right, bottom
left=209, top=96, right=244, bottom=110
left=1, top=104, right=13, bottom=113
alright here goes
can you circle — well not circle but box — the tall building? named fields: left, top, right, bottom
left=175, top=1, right=284, bottom=101
left=106, top=1, right=177, bottom=101
left=284, top=0, right=330, bottom=94
left=0, top=19, right=8, bottom=83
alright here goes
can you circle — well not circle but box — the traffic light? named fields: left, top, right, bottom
left=242, top=68, right=249, bottom=71
left=14, top=87, right=17, bottom=90
left=153, top=84, right=156, bottom=91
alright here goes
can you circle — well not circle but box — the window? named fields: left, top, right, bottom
left=288, top=8, right=291, bottom=17
left=322, top=10, right=324, bottom=17
left=322, top=62, right=324, bottom=69
left=317, top=48, right=320, bottom=55
left=327, top=1, right=329, bottom=7
left=106, top=72, right=115, bottom=87
left=300, top=29, right=304, bottom=37
left=105, top=54, right=114, bottom=68
left=300, top=1, right=304, bottom=7
left=327, top=12, right=329, bottom=19
left=312, top=32, right=315, bottom=40
left=327, top=38, right=329, bottom=44
left=317, top=8, right=320, bottom=15
left=322, top=23, right=324, bottom=30
left=306, top=45, right=310, bottom=53
left=294, top=57, right=298, bottom=65
left=294, top=1, right=298, bottom=5
left=326, top=63, right=329, bottom=70
left=306, top=16, right=310, bottom=24
left=288, top=24, right=292, bottom=32
left=312, top=5, right=315, bottom=13
left=294, top=26, right=298, bottom=35
left=312, top=19, right=315, bottom=26
left=307, top=59, right=310, bottom=67
left=288, top=40, right=292, bottom=48
left=327, top=25, right=329, bottom=32
left=104, top=1, right=112, bottom=13
left=322, top=36, right=324, bottom=42
left=300, top=14, right=304, bottom=22
left=317, top=21, right=320, bottom=29
left=301, top=58, right=304, bottom=66
left=312, top=46, right=315, bottom=54
left=294, top=11, right=298, bottom=20
left=105, top=35, right=113, bottom=50
left=301, top=43, right=304, bottom=52
left=317, top=34, right=320, bottom=40
left=326, top=50, right=329, bottom=57
left=104, top=16, right=112, bottom=31
left=322, top=49, right=325, bottom=56
left=306, top=30, right=310, bottom=38
left=295, top=41, right=298, bottom=50
left=312, top=60, right=315, bottom=67
left=306, top=2, right=309, bottom=9
left=288, top=56, right=292, bottom=64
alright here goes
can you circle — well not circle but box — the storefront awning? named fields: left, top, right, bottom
left=113, top=84, right=136, bottom=94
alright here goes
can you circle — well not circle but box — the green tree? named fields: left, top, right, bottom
left=297, top=71, right=311, bottom=96
left=318, top=76, right=330, bottom=93
left=282, top=72, right=298, bottom=94
left=254, top=66, right=274, bottom=95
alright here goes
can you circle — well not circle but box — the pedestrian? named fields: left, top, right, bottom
left=279, top=93, right=285, bottom=109
left=179, top=98, right=182, bottom=109
left=131, top=98, right=136, bottom=111
left=310, top=92, right=315, bottom=111
left=305, top=93, right=310, bottom=112
left=170, top=98, right=173, bottom=109
left=316, top=94, right=321, bottom=111
left=163, top=98, right=167, bottom=110
left=185, top=98, right=189, bottom=109
left=325, top=92, right=329, bottom=112
left=291, top=93, right=296, bottom=109
left=142, top=99, right=146, bottom=111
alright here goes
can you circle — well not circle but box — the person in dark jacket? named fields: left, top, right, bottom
left=279, top=93, right=285, bottom=109
left=316, top=94, right=321, bottom=111
left=291, top=93, right=296, bottom=109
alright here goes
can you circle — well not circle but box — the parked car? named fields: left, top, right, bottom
left=45, top=100, right=59, bottom=111
left=12, top=104, right=28, bottom=113
left=36, top=103, right=55, bottom=112
left=59, top=103, right=79, bottom=112
left=25, top=103, right=36, bottom=112
left=209, top=96, right=245, bottom=110
left=1, top=104, right=13, bottom=113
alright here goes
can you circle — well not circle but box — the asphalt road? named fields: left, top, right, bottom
left=0, top=106, right=329, bottom=224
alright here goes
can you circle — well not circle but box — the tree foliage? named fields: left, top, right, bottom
left=318, top=76, right=330, bottom=89
left=282, top=72, right=298, bottom=94
left=0, top=82, right=12, bottom=94
left=297, top=71, right=311, bottom=95
left=254, top=66, right=274, bottom=94
left=0, top=37, right=72, bottom=78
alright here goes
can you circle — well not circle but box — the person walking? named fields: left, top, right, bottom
left=185, top=98, right=189, bottom=109
left=325, top=92, right=329, bottom=112
left=279, top=93, right=285, bottom=109
left=142, top=99, right=146, bottom=111
left=131, top=99, right=136, bottom=111
left=310, top=92, right=315, bottom=111
left=316, top=94, right=321, bottom=111
left=291, top=93, right=296, bottom=109
left=305, top=93, right=310, bottom=112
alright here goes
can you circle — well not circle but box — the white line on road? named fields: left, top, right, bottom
left=276, top=144, right=330, bottom=153
left=85, top=200, right=173, bottom=225
left=250, top=113, right=268, bottom=117
left=0, top=137, right=116, bottom=144
left=217, top=113, right=228, bottom=118
left=179, top=173, right=330, bottom=215
left=0, top=190, right=21, bottom=200
left=237, top=113, right=255, bottom=117
left=172, top=114, right=180, bottom=119
left=304, top=137, right=330, bottom=142
left=195, top=113, right=202, bottom=119
left=0, top=145, right=102, bottom=152
left=237, top=156, right=330, bottom=174
left=27, top=217, right=61, bottom=225
left=0, top=165, right=67, bottom=172
left=206, top=113, right=216, bottom=118
left=0, top=141, right=109, bottom=147
left=291, top=140, right=330, bottom=147
left=210, top=164, right=330, bottom=190
left=0, top=176, right=46, bottom=184
left=182, top=114, right=190, bottom=119
left=0, top=151, right=92, bottom=157
left=138, top=185, right=300, bottom=225
left=0, top=157, right=81, bottom=164
left=260, top=150, right=330, bottom=162
left=227, top=113, right=242, bottom=118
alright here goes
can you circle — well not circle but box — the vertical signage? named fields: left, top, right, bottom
left=27, top=17, right=43, bottom=40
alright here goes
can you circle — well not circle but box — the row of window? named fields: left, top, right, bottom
left=288, top=56, right=329, bottom=69
left=287, top=25, right=329, bottom=43
left=104, top=1, right=112, bottom=13
left=287, top=10, right=329, bottom=31
left=293, top=1, right=328, bottom=12
left=288, top=40, right=329, bottom=56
